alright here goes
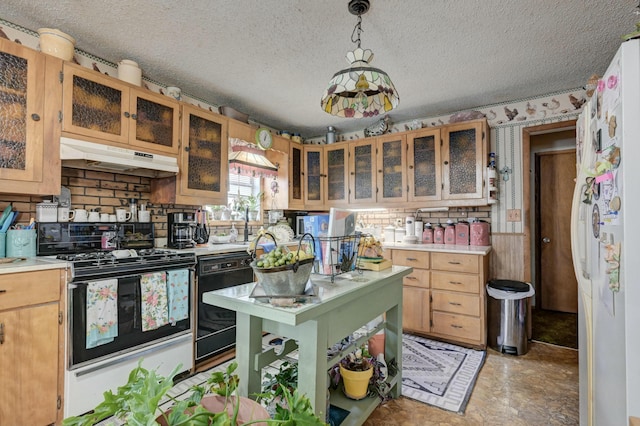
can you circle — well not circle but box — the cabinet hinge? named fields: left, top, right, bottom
left=57, top=395, right=62, bottom=410
left=58, top=110, right=63, bottom=123
left=58, top=311, right=63, bottom=324
left=440, top=138, right=443, bottom=146
left=429, top=294, right=432, bottom=303
left=430, top=319, right=433, bottom=328
left=59, top=71, right=63, bottom=83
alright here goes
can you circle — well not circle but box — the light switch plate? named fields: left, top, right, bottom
left=507, top=209, right=521, bottom=222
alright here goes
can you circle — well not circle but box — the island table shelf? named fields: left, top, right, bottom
left=202, top=266, right=412, bottom=424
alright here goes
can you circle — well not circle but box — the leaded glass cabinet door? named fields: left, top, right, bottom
left=349, top=139, right=376, bottom=204
left=129, top=89, right=179, bottom=154
left=408, top=128, right=441, bottom=202
left=62, top=62, right=129, bottom=144
left=0, top=39, right=61, bottom=195
left=303, top=145, right=324, bottom=207
left=442, top=120, right=485, bottom=200
left=180, top=105, right=228, bottom=202
left=324, top=144, right=348, bottom=206
left=288, top=143, right=304, bottom=209
left=376, top=134, right=407, bottom=203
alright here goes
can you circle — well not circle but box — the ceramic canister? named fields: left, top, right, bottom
left=470, top=220, right=491, bottom=246
left=383, top=225, right=395, bottom=243
left=422, top=223, right=433, bottom=244
left=455, top=221, right=470, bottom=245
left=433, top=225, right=444, bottom=244
left=444, top=223, right=456, bottom=244
left=117, top=59, right=142, bottom=86
left=405, top=216, right=415, bottom=237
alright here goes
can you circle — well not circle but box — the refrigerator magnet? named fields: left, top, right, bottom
left=592, top=204, right=600, bottom=238
left=608, top=115, right=617, bottom=138
left=609, top=196, right=621, bottom=212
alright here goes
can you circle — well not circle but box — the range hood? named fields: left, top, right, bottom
left=60, top=137, right=179, bottom=177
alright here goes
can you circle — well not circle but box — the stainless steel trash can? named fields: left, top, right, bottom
left=486, top=279, right=534, bottom=355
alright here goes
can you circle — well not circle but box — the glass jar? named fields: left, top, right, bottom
left=128, top=198, right=138, bottom=222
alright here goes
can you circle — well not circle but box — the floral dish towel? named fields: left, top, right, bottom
left=140, top=271, right=169, bottom=331
left=86, top=278, right=118, bottom=349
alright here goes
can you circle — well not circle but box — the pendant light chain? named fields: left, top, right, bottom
left=351, top=14, right=363, bottom=48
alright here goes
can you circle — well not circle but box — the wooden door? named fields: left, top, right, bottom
left=303, top=145, right=324, bottom=207
left=407, top=128, right=441, bottom=202
left=324, top=144, right=348, bottom=206
left=538, top=150, right=577, bottom=313
left=376, top=134, right=407, bottom=203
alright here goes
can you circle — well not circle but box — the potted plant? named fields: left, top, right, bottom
left=62, top=360, right=326, bottom=426
left=247, top=192, right=263, bottom=221
left=211, top=205, right=224, bottom=220
left=329, top=346, right=390, bottom=402
left=260, top=360, right=299, bottom=414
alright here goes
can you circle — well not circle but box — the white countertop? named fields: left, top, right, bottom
left=382, top=242, right=492, bottom=255
left=0, top=257, right=67, bottom=274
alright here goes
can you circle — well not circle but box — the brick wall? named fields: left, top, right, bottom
left=0, top=168, right=492, bottom=244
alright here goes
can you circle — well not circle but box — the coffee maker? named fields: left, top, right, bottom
left=168, top=212, right=196, bottom=249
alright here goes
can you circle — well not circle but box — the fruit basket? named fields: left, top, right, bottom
left=249, top=232, right=315, bottom=296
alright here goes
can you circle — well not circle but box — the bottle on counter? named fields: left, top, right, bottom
left=128, top=198, right=138, bottom=222
left=422, top=223, right=433, bottom=244
left=433, top=224, right=445, bottom=244
left=444, top=219, right=456, bottom=244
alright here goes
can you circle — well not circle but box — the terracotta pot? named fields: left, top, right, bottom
left=367, top=333, right=385, bottom=358
left=156, top=395, right=269, bottom=426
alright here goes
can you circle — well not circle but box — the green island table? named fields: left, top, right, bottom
left=202, top=265, right=412, bottom=425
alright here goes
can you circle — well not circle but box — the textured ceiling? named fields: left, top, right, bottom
left=1, top=1, right=637, bottom=138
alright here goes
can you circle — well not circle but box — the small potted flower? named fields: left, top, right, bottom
left=247, top=192, right=263, bottom=221
left=329, top=345, right=389, bottom=401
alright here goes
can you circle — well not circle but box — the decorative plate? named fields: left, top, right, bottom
left=267, top=224, right=294, bottom=244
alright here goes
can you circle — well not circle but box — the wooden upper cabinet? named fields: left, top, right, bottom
left=324, top=144, right=349, bottom=206
left=376, top=133, right=407, bottom=203
left=0, top=39, right=62, bottom=195
left=227, top=118, right=256, bottom=142
left=348, top=139, right=377, bottom=204
left=61, top=62, right=180, bottom=155
left=407, top=127, right=442, bottom=202
left=441, top=120, right=486, bottom=201
left=151, top=105, right=228, bottom=205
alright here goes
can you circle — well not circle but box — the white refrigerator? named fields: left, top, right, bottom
left=571, top=39, right=640, bottom=425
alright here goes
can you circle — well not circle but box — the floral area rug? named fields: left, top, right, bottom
left=402, top=334, right=486, bottom=414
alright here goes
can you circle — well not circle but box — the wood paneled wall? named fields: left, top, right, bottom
left=489, top=233, right=525, bottom=282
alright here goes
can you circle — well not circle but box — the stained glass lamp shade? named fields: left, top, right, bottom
left=228, top=138, right=278, bottom=179
left=321, top=47, right=399, bottom=118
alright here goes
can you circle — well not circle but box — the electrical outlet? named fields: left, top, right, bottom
left=395, top=218, right=403, bottom=227
left=459, top=211, right=467, bottom=217
left=507, top=209, right=521, bottom=222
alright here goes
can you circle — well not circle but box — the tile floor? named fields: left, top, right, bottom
left=364, top=341, right=579, bottom=425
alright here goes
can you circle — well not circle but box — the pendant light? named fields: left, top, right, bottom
left=320, top=0, right=399, bottom=118
left=228, top=138, right=278, bottom=179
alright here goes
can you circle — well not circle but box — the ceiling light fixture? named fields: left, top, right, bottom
left=228, top=138, right=278, bottom=178
left=320, top=0, right=399, bottom=118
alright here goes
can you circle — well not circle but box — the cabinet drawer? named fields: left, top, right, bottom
left=431, top=252, right=478, bottom=273
left=402, top=268, right=429, bottom=288
left=432, top=271, right=480, bottom=293
left=432, top=312, right=481, bottom=341
left=392, top=250, right=429, bottom=268
left=0, top=270, right=60, bottom=311
left=431, top=290, right=480, bottom=316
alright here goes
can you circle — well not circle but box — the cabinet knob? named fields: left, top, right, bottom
left=31, top=113, right=41, bottom=121
left=350, top=172, right=355, bottom=175
left=409, top=165, right=414, bottom=169
left=185, top=146, right=190, bottom=152
left=444, top=161, right=449, bottom=165
left=131, top=113, right=138, bottom=120
left=124, top=112, right=130, bottom=118
left=378, top=169, right=382, bottom=173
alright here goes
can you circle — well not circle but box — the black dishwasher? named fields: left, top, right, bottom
left=196, top=251, right=253, bottom=363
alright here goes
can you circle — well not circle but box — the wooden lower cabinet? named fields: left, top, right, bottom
left=0, top=269, right=65, bottom=425
left=390, top=248, right=490, bottom=348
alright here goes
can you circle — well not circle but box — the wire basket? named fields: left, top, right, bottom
left=312, top=234, right=362, bottom=282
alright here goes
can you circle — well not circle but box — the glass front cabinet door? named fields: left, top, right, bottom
left=442, top=120, right=486, bottom=201
left=407, top=128, right=442, bottom=202
left=376, top=134, right=407, bottom=203
left=0, top=39, right=62, bottom=195
left=324, top=144, right=348, bottom=206
left=150, top=105, right=228, bottom=205
left=348, top=139, right=377, bottom=204
left=303, top=145, right=324, bottom=208
left=288, top=143, right=304, bottom=209
left=62, top=63, right=179, bottom=155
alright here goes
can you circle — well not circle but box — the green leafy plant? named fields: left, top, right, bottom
left=261, top=361, right=299, bottom=404
left=62, top=360, right=326, bottom=426
left=246, top=192, right=263, bottom=211
left=328, top=346, right=391, bottom=403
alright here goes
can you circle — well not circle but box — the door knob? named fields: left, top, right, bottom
left=542, top=237, right=551, bottom=243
